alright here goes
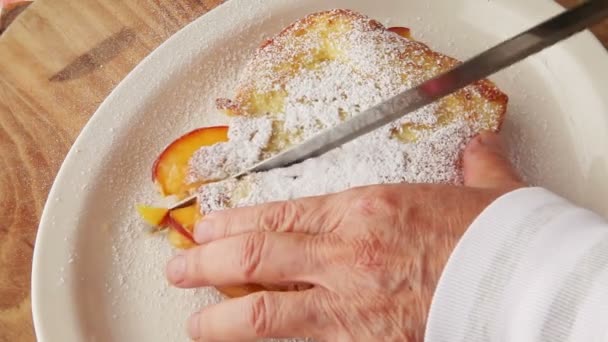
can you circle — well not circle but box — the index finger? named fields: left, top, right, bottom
left=193, top=193, right=341, bottom=244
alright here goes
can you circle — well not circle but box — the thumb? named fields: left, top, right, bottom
left=463, top=132, right=523, bottom=189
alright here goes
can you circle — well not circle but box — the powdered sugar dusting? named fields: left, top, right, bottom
left=196, top=113, right=473, bottom=213
left=190, top=10, right=502, bottom=213
left=188, top=117, right=273, bottom=181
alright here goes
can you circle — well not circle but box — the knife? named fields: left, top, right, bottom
left=170, top=0, right=608, bottom=210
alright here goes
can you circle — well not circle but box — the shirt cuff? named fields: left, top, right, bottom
left=425, top=187, right=608, bottom=341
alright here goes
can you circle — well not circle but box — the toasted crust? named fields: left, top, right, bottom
left=206, top=9, right=508, bottom=298
left=217, top=9, right=507, bottom=147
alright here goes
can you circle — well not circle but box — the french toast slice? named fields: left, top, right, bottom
left=188, top=8, right=509, bottom=207
left=215, top=9, right=507, bottom=153
left=182, top=9, right=509, bottom=298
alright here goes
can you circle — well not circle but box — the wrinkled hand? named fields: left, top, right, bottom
left=166, top=132, right=524, bottom=341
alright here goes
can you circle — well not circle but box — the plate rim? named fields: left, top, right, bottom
left=31, top=0, right=608, bottom=340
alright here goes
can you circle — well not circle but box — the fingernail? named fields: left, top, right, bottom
left=194, top=218, right=214, bottom=244
left=167, top=255, right=186, bottom=284
left=188, top=312, right=201, bottom=339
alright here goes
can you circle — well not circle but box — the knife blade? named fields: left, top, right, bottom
left=170, top=0, right=608, bottom=211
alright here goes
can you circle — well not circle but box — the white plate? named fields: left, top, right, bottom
left=32, top=0, right=608, bottom=341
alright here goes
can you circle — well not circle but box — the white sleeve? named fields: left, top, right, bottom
left=425, top=187, right=608, bottom=342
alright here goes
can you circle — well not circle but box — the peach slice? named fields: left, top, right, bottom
left=387, top=26, right=411, bottom=39
left=136, top=204, right=169, bottom=227
left=217, top=283, right=313, bottom=299
left=170, top=204, right=201, bottom=227
left=217, top=284, right=268, bottom=298
left=152, top=126, right=229, bottom=197
left=166, top=204, right=201, bottom=249
left=167, top=227, right=196, bottom=249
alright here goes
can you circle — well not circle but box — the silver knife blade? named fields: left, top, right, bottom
left=170, top=0, right=608, bottom=211
left=238, top=0, right=608, bottom=176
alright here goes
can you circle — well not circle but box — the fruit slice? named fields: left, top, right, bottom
left=217, top=284, right=268, bottom=298
left=170, top=205, right=201, bottom=226
left=387, top=26, right=411, bottom=39
left=152, top=126, right=229, bottom=197
left=167, top=227, right=196, bottom=249
left=165, top=204, right=201, bottom=249
left=136, top=205, right=169, bottom=227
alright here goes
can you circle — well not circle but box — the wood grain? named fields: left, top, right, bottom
left=0, top=0, right=605, bottom=341
left=0, top=1, right=222, bottom=340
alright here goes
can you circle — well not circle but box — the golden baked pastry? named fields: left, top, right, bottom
left=137, top=9, right=509, bottom=299
left=216, top=9, right=507, bottom=151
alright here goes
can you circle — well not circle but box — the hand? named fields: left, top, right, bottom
left=166, top=132, right=524, bottom=341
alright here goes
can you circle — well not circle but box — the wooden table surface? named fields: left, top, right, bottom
left=0, top=0, right=606, bottom=340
